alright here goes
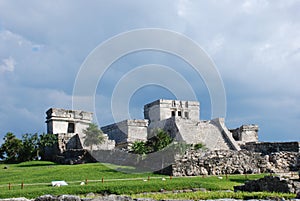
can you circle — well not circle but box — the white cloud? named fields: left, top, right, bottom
left=241, top=0, right=269, bottom=14
left=0, top=56, right=15, bottom=73
left=207, top=34, right=225, bottom=56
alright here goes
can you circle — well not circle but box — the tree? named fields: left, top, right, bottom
left=130, top=129, right=173, bottom=155
left=83, top=123, right=104, bottom=151
left=19, top=133, right=39, bottom=162
left=130, top=141, right=148, bottom=155
left=39, top=133, right=57, bottom=147
left=0, top=132, right=23, bottom=163
left=150, top=129, right=172, bottom=152
left=38, top=133, right=58, bottom=160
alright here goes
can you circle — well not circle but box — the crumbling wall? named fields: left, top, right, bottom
left=234, top=176, right=300, bottom=194
left=57, top=133, right=82, bottom=153
left=171, top=149, right=300, bottom=176
left=230, top=125, right=259, bottom=143
left=243, top=141, right=300, bottom=155
left=82, top=133, right=115, bottom=151
left=101, top=119, right=148, bottom=147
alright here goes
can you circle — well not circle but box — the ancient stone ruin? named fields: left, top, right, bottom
left=170, top=149, right=300, bottom=176
left=101, top=99, right=258, bottom=150
left=45, top=108, right=115, bottom=163
left=45, top=99, right=299, bottom=168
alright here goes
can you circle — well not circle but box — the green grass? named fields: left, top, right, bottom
left=132, top=191, right=296, bottom=200
left=0, top=161, right=295, bottom=200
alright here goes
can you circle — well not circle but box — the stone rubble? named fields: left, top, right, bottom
left=234, top=176, right=299, bottom=193
left=171, top=150, right=300, bottom=176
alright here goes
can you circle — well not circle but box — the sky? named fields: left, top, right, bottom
left=0, top=0, right=299, bottom=142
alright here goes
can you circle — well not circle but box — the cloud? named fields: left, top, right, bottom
left=0, top=0, right=299, bottom=142
left=241, top=0, right=269, bottom=14
left=0, top=56, right=15, bottom=73
left=0, top=84, right=72, bottom=136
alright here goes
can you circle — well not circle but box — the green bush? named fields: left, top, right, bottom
left=194, top=143, right=206, bottom=150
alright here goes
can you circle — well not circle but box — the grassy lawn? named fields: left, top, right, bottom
left=0, top=161, right=296, bottom=199
left=132, top=191, right=296, bottom=200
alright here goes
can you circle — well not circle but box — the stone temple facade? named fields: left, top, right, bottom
left=46, top=108, right=115, bottom=154
left=101, top=99, right=259, bottom=150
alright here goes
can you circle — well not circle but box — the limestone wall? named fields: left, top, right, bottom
left=56, top=132, right=115, bottom=153
left=82, top=133, right=115, bottom=151
left=46, top=108, right=92, bottom=135
left=101, top=120, right=128, bottom=144
left=171, top=149, right=300, bottom=176
left=144, top=99, right=200, bottom=123
left=243, top=141, right=300, bottom=155
left=230, top=125, right=259, bottom=144
left=57, top=133, right=83, bottom=153
left=101, top=119, right=148, bottom=147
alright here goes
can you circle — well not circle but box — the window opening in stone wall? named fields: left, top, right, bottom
left=171, top=111, right=176, bottom=117
left=185, top=101, right=188, bottom=108
left=185, top=112, right=189, bottom=119
left=172, top=100, right=176, bottom=107
left=67, top=122, right=75, bottom=133
left=178, top=111, right=182, bottom=117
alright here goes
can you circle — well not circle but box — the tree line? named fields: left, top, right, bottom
left=0, top=123, right=105, bottom=164
left=0, top=132, right=57, bottom=163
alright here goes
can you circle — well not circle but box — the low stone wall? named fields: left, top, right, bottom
left=234, top=176, right=300, bottom=194
left=171, top=150, right=300, bottom=176
left=242, top=141, right=300, bottom=155
left=54, top=149, right=96, bottom=164
left=268, top=151, right=300, bottom=172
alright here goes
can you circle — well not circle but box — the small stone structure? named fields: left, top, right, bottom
left=45, top=108, right=115, bottom=163
left=230, top=125, right=259, bottom=144
left=101, top=119, right=148, bottom=149
left=46, top=108, right=93, bottom=136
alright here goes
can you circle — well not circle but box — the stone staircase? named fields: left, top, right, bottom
left=174, top=118, right=240, bottom=150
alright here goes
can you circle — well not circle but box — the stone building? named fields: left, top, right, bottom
left=46, top=108, right=115, bottom=154
left=46, top=108, right=93, bottom=138
left=101, top=119, right=148, bottom=149
left=102, top=99, right=259, bottom=150
left=144, top=99, right=200, bottom=122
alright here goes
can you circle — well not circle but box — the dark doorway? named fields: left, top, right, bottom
left=178, top=111, right=182, bottom=117
left=171, top=111, right=176, bottom=117
left=68, top=122, right=75, bottom=133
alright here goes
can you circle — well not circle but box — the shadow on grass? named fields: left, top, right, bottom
left=16, top=162, right=58, bottom=168
left=229, top=178, right=249, bottom=183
